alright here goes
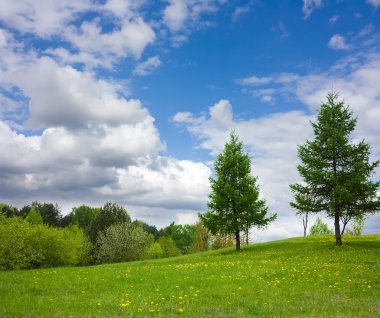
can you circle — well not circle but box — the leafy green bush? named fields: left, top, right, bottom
left=95, top=222, right=150, bottom=264
left=309, top=217, right=333, bottom=235
left=0, top=214, right=91, bottom=270
left=0, top=215, right=41, bottom=270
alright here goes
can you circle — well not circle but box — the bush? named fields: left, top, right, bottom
left=309, top=217, right=333, bottom=235
left=145, top=242, right=164, bottom=259
left=157, top=236, right=181, bottom=258
left=95, top=222, right=150, bottom=264
left=0, top=215, right=41, bottom=270
left=0, top=214, right=91, bottom=270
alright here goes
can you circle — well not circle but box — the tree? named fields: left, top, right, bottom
left=309, top=217, right=333, bottom=235
left=25, top=208, right=43, bottom=225
left=290, top=92, right=380, bottom=246
left=0, top=203, right=19, bottom=218
left=171, top=224, right=195, bottom=254
left=71, top=205, right=100, bottom=232
left=346, top=215, right=365, bottom=236
left=192, top=222, right=210, bottom=252
left=290, top=187, right=320, bottom=237
left=20, top=202, right=62, bottom=227
left=95, top=222, right=150, bottom=264
left=157, top=236, right=181, bottom=257
left=88, top=202, right=130, bottom=243
left=199, top=131, right=277, bottom=251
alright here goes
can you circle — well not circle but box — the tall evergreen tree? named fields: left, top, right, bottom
left=290, top=92, right=380, bottom=246
left=199, top=131, right=276, bottom=251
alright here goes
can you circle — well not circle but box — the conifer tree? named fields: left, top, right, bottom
left=199, top=131, right=276, bottom=251
left=290, top=92, right=380, bottom=245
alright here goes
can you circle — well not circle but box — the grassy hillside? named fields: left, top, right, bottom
left=0, top=235, right=379, bottom=317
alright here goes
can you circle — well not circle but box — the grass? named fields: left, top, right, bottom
left=0, top=235, right=379, bottom=317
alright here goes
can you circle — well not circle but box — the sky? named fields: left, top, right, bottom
left=0, top=0, right=379, bottom=241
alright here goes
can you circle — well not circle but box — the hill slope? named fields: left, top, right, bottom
left=0, top=235, right=379, bottom=317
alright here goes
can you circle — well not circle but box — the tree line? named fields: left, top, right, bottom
left=0, top=201, right=243, bottom=270
left=1, top=91, right=379, bottom=270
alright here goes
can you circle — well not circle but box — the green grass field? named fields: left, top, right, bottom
left=0, top=235, right=379, bottom=317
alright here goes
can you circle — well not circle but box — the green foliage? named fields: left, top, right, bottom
left=192, top=222, right=210, bottom=252
left=0, top=215, right=41, bottom=270
left=144, top=241, right=164, bottom=259
left=200, top=131, right=276, bottom=251
left=157, top=236, right=181, bottom=257
left=95, top=222, right=150, bottom=264
left=309, top=217, right=333, bottom=235
left=71, top=205, right=100, bottom=232
left=171, top=224, right=195, bottom=254
left=89, top=202, right=130, bottom=243
left=0, top=214, right=91, bottom=270
left=0, top=203, right=19, bottom=218
left=25, top=208, right=43, bottom=225
left=20, top=202, right=62, bottom=227
left=346, top=215, right=365, bottom=236
left=290, top=92, right=380, bottom=245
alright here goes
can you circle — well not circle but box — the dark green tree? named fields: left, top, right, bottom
left=20, top=202, right=62, bottom=227
left=0, top=203, right=19, bottom=218
left=290, top=92, right=380, bottom=246
left=199, top=131, right=276, bottom=251
left=88, top=202, right=130, bottom=243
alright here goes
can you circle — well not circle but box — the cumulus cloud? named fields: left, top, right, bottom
left=328, top=34, right=351, bottom=50
left=133, top=56, right=162, bottom=76
left=0, top=0, right=91, bottom=37
left=64, top=18, right=155, bottom=61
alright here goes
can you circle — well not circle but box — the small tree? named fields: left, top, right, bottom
left=200, top=131, right=276, bottom=251
left=95, top=222, right=150, bottom=264
left=88, top=202, right=130, bottom=243
left=290, top=92, right=380, bottom=246
left=309, top=217, right=333, bottom=235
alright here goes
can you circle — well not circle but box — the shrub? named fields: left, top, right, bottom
left=309, top=217, right=333, bottom=235
left=95, top=222, right=150, bottom=264
left=0, top=214, right=91, bottom=270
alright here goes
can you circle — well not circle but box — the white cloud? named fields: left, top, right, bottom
left=329, top=15, right=339, bottom=24
left=65, top=17, right=155, bottom=61
left=366, top=0, right=380, bottom=8
left=232, top=6, right=251, bottom=23
left=328, top=34, right=351, bottom=50
left=133, top=56, right=162, bottom=76
left=162, top=0, right=221, bottom=35
left=163, top=0, right=189, bottom=32
left=0, top=0, right=91, bottom=37
left=176, top=212, right=198, bottom=225
left=302, top=0, right=323, bottom=19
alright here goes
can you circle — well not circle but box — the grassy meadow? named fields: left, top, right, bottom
left=0, top=235, right=379, bottom=317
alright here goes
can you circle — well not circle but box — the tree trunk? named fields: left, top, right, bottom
left=334, top=208, right=343, bottom=246
left=245, top=224, right=249, bottom=245
left=302, top=212, right=308, bottom=237
left=235, top=229, right=241, bottom=251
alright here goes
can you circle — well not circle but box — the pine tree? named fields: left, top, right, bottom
left=199, top=131, right=276, bottom=251
left=290, top=92, right=380, bottom=246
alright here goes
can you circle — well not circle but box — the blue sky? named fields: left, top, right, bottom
left=0, top=0, right=379, bottom=240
